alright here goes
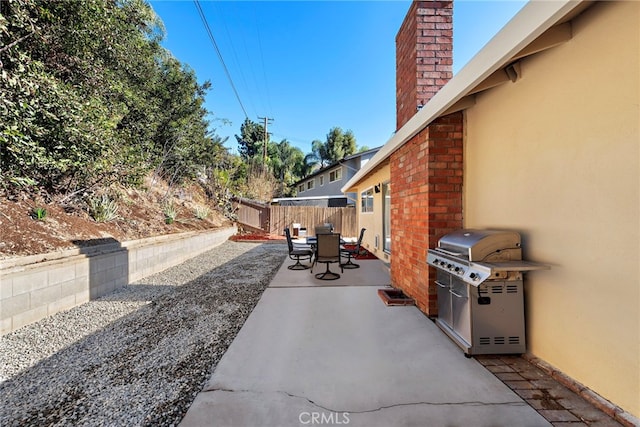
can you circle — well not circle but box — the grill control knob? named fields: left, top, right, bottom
left=447, top=264, right=453, bottom=270
left=454, top=267, right=461, bottom=273
left=469, top=272, right=477, bottom=280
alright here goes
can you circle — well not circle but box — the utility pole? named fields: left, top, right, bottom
left=257, top=116, right=273, bottom=167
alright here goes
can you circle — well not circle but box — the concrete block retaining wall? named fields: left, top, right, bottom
left=0, top=226, right=236, bottom=335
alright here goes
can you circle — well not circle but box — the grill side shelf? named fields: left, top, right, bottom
left=474, top=261, right=550, bottom=272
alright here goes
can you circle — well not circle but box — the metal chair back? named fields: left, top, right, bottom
left=316, top=233, right=341, bottom=261
left=284, top=227, right=294, bottom=252
left=312, top=233, right=343, bottom=280
left=340, top=228, right=366, bottom=269
left=355, top=227, right=366, bottom=250
left=285, top=227, right=313, bottom=270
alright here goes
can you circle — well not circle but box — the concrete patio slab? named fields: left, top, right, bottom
left=270, top=257, right=391, bottom=288
left=180, top=267, right=550, bottom=427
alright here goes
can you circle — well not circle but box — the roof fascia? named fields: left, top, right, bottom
left=342, top=146, right=382, bottom=161
left=293, top=162, right=338, bottom=186
left=273, top=195, right=347, bottom=202
left=295, top=147, right=382, bottom=186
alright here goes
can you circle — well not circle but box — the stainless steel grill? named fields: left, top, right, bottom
left=427, top=229, right=548, bottom=356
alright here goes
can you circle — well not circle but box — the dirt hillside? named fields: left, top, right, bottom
left=0, top=179, right=232, bottom=260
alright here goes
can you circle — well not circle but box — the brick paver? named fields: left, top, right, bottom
left=539, top=409, right=581, bottom=422
left=475, top=355, right=627, bottom=427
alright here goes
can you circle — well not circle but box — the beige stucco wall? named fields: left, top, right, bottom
left=348, top=165, right=391, bottom=262
left=464, top=1, right=639, bottom=416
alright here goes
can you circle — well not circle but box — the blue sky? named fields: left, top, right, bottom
left=149, top=1, right=526, bottom=155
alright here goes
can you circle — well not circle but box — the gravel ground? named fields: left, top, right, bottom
left=0, top=241, right=287, bottom=426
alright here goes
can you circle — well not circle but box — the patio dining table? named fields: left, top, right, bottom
left=305, top=236, right=348, bottom=246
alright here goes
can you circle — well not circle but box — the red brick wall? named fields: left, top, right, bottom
left=396, top=2, right=418, bottom=130
left=390, top=112, right=463, bottom=315
left=396, top=1, right=453, bottom=130
left=392, top=0, right=458, bottom=315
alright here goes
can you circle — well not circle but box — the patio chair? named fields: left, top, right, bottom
left=311, top=233, right=343, bottom=280
left=341, top=227, right=366, bottom=269
left=285, top=227, right=314, bottom=270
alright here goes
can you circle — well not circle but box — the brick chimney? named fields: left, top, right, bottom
left=396, top=0, right=453, bottom=130
left=391, top=0, right=461, bottom=317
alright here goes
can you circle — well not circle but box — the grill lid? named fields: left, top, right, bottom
left=438, top=229, right=521, bottom=261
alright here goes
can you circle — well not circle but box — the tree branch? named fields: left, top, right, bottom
left=0, top=32, right=35, bottom=55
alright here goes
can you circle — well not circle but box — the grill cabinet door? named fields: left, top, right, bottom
left=451, top=277, right=472, bottom=346
left=436, top=269, right=452, bottom=328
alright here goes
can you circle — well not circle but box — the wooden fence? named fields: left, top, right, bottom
left=233, top=198, right=270, bottom=232
left=234, top=199, right=358, bottom=238
left=269, top=206, right=357, bottom=238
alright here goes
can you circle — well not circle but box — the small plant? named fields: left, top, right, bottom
left=193, top=205, right=210, bottom=220
left=163, top=203, right=177, bottom=224
left=88, top=195, right=119, bottom=222
left=31, top=206, right=47, bottom=221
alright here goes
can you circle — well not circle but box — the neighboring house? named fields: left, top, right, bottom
left=342, top=0, right=638, bottom=422
left=284, top=147, right=380, bottom=207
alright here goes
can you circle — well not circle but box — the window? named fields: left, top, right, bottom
left=382, top=181, right=391, bottom=253
left=319, top=175, right=324, bottom=186
left=307, top=179, right=315, bottom=190
left=298, top=184, right=305, bottom=193
left=329, top=168, right=342, bottom=182
left=360, top=188, right=373, bottom=213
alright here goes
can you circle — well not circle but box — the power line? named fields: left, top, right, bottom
left=252, top=6, right=273, bottom=118
left=270, top=132, right=313, bottom=149
left=212, top=0, right=256, bottom=118
left=193, top=0, right=249, bottom=119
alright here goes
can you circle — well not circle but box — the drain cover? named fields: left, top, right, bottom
left=377, top=289, right=415, bottom=306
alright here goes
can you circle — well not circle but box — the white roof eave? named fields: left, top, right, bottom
left=272, top=195, right=348, bottom=202
left=341, top=0, right=583, bottom=194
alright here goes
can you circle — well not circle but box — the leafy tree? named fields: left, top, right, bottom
left=197, top=136, right=242, bottom=218
left=235, top=118, right=267, bottom=162
left=271, top=140, right=305, bottom=197
left=232, top=119, right=311, bottom=199
left=151, top=58, right=213, bottom=188
left=1, top=0, right=160, bottom=193
left=303, top=127, right=357, bottom=170
left=306, top=139, right=329, bottom=169
left=325, top=127, right=346, bottom=162
left=0, top=0, right=228, bottom=201
left=326, top=127, right=356, bottom=162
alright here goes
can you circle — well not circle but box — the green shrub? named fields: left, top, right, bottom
left=163, top=203, right=177, bottom=224
left=31, top=207, right=47, bottom=221
left=193, top=205, right=210, bottom=220
left=88, top=195, right=119, bottom=222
